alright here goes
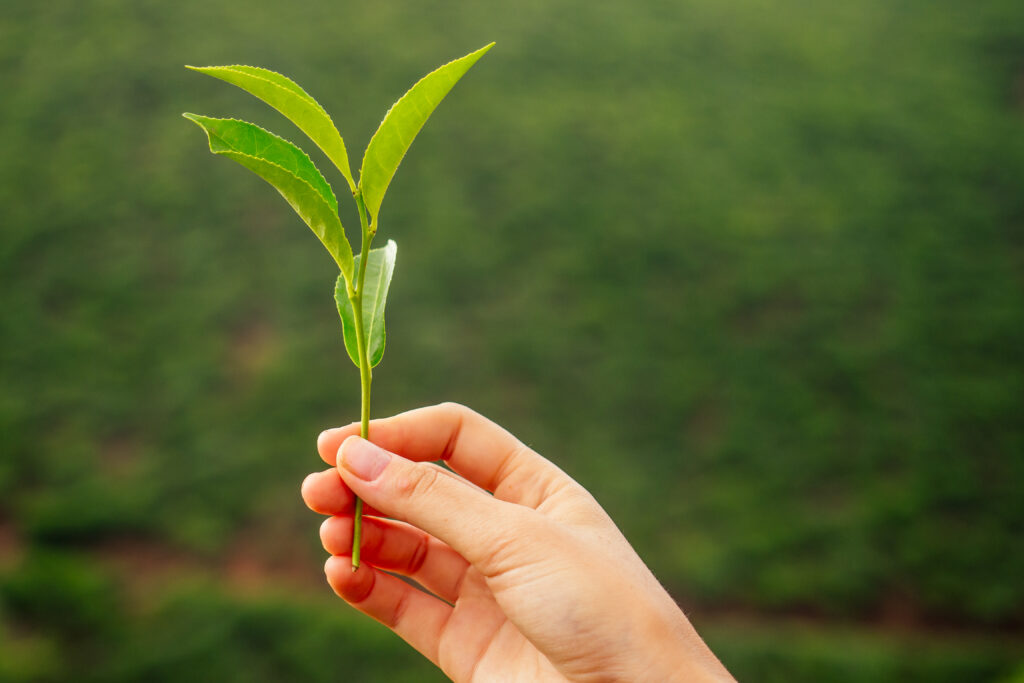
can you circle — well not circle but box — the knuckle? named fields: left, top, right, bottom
left=569, top=491, right=612, bottom=526
left=407, top=533, right=430, bottom=575
left=437, top=401, right=472, bottom=420
left=392, top=462, right=441, bottom=500
left=387, top=588, right=412, bottom=629
left=552, top=478, right=591, bottom=506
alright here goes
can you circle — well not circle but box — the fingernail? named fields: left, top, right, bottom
left=340, top=437, right=390, bottom=481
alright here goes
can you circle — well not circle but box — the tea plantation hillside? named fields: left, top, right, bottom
left=1, top=1, right=1022, bottom=680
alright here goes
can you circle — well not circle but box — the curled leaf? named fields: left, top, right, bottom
left=335, top=240, right=398, bottom=368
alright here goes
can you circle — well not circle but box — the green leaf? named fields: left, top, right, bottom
left=334, top=240, right=398, bottom=368
left=186, top=65, right=357, bottom=193
left=359, top=43, right=494, bottom=226
left=183, top=113, right=354, bottom=281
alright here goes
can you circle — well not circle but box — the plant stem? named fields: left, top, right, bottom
left=349, top=190, right=374, bottom=570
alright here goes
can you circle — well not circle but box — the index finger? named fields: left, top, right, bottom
left=318, top=402, right=572, bottom=508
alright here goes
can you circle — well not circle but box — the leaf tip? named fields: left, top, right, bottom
left=181, top=113, right=215, bottom=147
left=181, top=112, right=209, bottom=128
left=470, top=43, right=496, bottom=61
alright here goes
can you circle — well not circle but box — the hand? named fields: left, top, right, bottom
left=301, top=402, right=734, bottom=682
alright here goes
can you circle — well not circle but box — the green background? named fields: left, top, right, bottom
left=2, top=1, right=1023, bottom=680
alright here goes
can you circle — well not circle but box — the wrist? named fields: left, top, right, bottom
left=631, top=602, right=734, bottom=682
left=662, top=621, right=734, bottom=682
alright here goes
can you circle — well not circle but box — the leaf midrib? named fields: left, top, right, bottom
left=218, top=65, right=326, bottom=112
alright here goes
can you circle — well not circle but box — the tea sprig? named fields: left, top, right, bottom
left=185, top=43, right=494, bottom=568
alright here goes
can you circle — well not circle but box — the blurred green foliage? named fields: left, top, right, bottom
left=1, top=0, right=1022, bottom=680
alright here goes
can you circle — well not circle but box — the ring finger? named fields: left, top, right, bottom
left=320, top=514, right=469, bottom=604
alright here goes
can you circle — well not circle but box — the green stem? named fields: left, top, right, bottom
left=349, top=190, right=374, bottom=570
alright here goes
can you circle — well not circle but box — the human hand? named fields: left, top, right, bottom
left=301, top=403, right=734, bottom=682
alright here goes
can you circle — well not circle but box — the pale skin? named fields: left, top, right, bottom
left=301, top=402, right=735, bottom=682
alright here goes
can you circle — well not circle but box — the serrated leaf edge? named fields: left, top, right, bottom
left=187, top=65, right=325, bottom=113
left=186, top=66, right=357, bottom=192
left=183, top=113, right=339, bottom=212
left=183, top=113, right=353, bottom=279
left=358, top=43, right=494, bottom=220
left=333, top=274, right=359, bottom=367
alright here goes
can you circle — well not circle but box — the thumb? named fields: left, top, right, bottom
left=337, top=436, right=540, bottom=573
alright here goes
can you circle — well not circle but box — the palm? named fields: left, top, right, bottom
left=317, top=490, right=595, bottom=681
left=438, top=568, right=563, bottom=681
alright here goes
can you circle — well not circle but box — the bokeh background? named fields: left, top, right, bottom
left=2, top=1, right=1023, bottom=680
